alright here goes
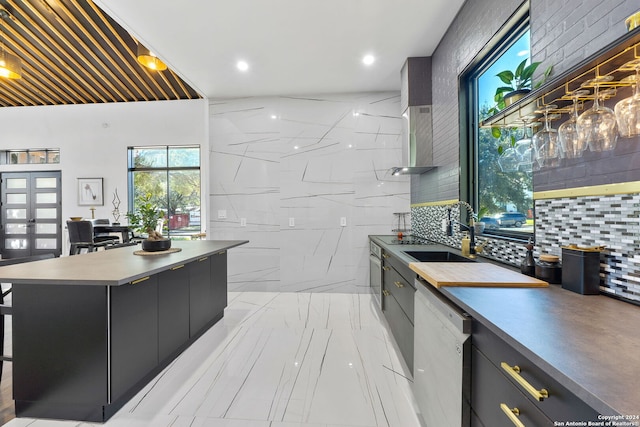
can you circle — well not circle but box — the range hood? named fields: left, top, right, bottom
left=390, top=57, right=436, bottom=176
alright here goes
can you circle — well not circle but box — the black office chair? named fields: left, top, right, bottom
left=91, top=218, right=120, bottom=245
left=67, top=220, right=113, bottom=255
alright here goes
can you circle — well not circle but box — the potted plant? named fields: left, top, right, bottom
left=126, top=193, right=171, bottom=252
left=494, top=59, right=552, bottom=109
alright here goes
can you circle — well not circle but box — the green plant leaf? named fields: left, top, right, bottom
left=497, top=145, right=504, bottom=155
left=514, top=58, right=527, bottom=78
left=496, top=70, right=514, bottom=86
left=491, top=127, right=502, bottom=139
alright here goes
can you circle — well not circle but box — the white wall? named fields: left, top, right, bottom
left=0, top=99, right=208, bottom=255
left=209, top=92, right=410, bottom=293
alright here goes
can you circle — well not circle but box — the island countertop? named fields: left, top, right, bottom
left=0, top=240, right=248, bottom=286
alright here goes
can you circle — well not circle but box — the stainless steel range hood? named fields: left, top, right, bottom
left=390, top=57, right=436, bottom=176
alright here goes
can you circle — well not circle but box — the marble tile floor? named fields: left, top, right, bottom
left=3, top=292, right=424, bottom=427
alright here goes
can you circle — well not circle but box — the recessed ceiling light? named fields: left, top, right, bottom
left=236, top=60, right=249, bottom=72
left=362, top=55, right=375, bottom=66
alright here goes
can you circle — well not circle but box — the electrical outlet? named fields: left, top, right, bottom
left=240, top=218, right=247, bottom=227
left=289, top=217, right=295, bottom=227
left=340, top=217, right=347, bottom=227
left=218, top=210, right=227, bottom=219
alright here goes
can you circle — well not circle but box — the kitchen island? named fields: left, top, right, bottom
left=0, top=240, right=248, bottom=422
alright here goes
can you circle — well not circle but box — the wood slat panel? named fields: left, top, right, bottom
left=0, top=0, right=200, bottom=106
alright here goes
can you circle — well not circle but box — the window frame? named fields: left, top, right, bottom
left=127, top=145, right=201, bottom=239
left=460, top=7, right=532, bottom=242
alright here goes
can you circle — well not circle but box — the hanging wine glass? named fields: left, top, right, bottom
left=577, top=75, right=618, bottom=152
left=513, top=117, right=534, bottom=172
left=533, top=105, right=562, bottom=168
left=614, top=59, right=640, bottom=138
left=497, top=125, right=520, bottom=173
left=559, top=89, right=590, bottom=158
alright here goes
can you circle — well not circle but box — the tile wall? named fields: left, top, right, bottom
left=412, top=196, right=640, bottom=305
left=208, top=93, right=410, bottom=293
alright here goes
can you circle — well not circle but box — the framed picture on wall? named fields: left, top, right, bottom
left=78, top=178, right=104, bottom=206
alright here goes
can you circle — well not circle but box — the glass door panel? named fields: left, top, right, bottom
left=1, top=171, right=61, bottom=258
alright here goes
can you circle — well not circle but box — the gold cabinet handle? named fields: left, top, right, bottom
left=382, top=290, right=390, bottom=296
left=216, top=250, right=226, bottom=255
left=394, top=281, right=404, bottom=288
left=383, top=266, right=391, bottom=271
left=501, top=362, right=549, bottom=401
left=198, top=257, right=208, bottom=262
left=131, top=276, right=150, bottom=285
left=171, top=264, right=185, bottom=270
left=382, top=253, right=390, bottom=259
left=500, top=403, right=525, bottom=427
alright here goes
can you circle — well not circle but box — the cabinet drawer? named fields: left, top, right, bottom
left=383, top=290, right=413, bottom=370
left=472, top=346, right=553, bottom=426
left=383, top=262, right=415, bottom=321
left=382, top=250, right=416, bottom=285
left=473, top=322, right=599, bottom=422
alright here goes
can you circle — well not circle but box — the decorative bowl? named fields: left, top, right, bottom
left=69, top=217, right=83, bottom=221
left=142, top=238, right=172, bottom=252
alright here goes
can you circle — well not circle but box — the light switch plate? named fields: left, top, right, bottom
left=240, top=218, right=247, bottom=227
left=340, top=217, right=347, bottom=226
left=289, top=217, right=295, bottom=227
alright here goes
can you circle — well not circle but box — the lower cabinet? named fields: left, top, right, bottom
left=189, top=256, right=212, bottom=336
left=110, top=275, right=159, bottom=401
left=382, top=250, right=415, bottom=371
left=158, top=265, right=190, bottom=362
left=13, top=252, right=229, bottom=422
left=471, top=321, right=600, bottom=426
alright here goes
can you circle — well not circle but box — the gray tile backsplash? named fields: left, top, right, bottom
left=412, top=194, right=640, bottom=304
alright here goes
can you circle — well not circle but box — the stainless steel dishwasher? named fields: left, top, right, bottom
left=413, top=277, right=471, bottom=426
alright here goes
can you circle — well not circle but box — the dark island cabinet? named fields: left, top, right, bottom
left=211, top=250, right=227, bottom=316
left=110, top=275, right=159, bottom=402
left=158, top=265, right=190, bottom=363
left=9, top=241, right=243, bottom=422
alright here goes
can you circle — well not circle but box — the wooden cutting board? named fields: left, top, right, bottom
left=409, top=262, right=548, bottom=288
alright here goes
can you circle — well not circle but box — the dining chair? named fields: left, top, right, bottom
left=67, top=220, right=113, bottom=255
left=91, top=219, right=120, bottom=245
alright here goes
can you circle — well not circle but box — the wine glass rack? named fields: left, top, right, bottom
left=481, top=28, right=640, bottom=129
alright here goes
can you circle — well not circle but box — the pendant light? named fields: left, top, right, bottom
left=0, top=9, right=21, bottom=79
left=136, top=43, right=167, bottom=71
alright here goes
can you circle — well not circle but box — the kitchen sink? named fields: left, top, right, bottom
left=403, top=251, right=474, bottom=262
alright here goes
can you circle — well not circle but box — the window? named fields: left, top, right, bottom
left=463, top=13, right=533, bottom=239
left=0, top=149, right=60, bottom=165
left=128, top=146, right=201, bottom=239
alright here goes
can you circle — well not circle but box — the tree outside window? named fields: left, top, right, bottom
left=128, top=146, right=201, bottom=239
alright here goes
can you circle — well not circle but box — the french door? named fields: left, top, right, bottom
left=1, top=171, right=62, bottom=259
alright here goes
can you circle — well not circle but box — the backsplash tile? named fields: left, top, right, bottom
left=412, top=194, right=640, bottom=305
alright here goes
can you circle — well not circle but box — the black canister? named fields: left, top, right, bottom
left=535, top=254, right=562, bottom=284
left=561, top=246, right=601, bottom=295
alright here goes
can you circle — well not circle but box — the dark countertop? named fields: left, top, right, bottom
left=0, top=240, right=248, bottom=286
left=370, top=235, right=640, bottom=417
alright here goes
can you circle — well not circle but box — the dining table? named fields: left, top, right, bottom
left=93, top=224, right=133, bottom=243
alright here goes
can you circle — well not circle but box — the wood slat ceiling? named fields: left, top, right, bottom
left=0, top=0, right=201, bottom=107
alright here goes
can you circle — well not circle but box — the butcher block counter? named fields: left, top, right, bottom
left=409, top=261, right=548, bottom=288
left=0, top=240, right=248, bottom=422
